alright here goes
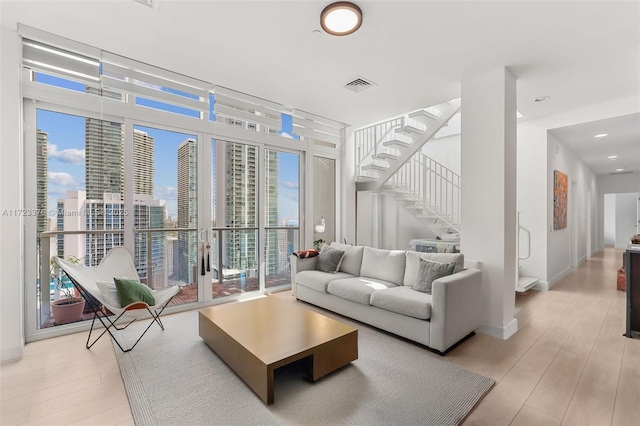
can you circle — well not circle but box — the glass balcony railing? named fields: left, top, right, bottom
left=38, top=225, right=298, bottom=329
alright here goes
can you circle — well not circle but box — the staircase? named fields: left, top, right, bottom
left=355, top=99, right=462, bottom=237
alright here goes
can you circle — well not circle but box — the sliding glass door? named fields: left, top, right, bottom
left=265, top=149, right=300, bottom=288
left=212, top=139, right=259, bottom=297
left=211, top=141, right=300, bottom=293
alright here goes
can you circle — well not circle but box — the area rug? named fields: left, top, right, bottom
left=113, top=302, right=494, bottom=426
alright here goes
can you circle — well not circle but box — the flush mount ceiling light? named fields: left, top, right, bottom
left=595, top=133, right=608, bottom=138
left=608, top=155, right=618, bottom=159
left=616, top=168, right=625, bottom=172
left=534, top=96, right=550, bottom=102
left=321, top=2, right=363, bottom=36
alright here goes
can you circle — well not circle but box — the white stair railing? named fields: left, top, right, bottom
left=355, top=117, right=403, bottom=179
left=389, top=153, right=461, bottom=233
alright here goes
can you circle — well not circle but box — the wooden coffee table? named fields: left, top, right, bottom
left=198, top=296, right=358, bottom=405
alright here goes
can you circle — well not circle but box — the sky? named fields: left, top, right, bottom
left=36, top=73, right=300, bottom=223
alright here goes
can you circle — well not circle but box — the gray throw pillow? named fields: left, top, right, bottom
left=413, top=258, right=456, bottom=293
left=316, top=245, right=346, bottom=273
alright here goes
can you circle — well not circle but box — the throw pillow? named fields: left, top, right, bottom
left=96, top=281, right=122, bottom=308
left=316, top=245, right=346, bottom=273
left=114, top=278, right=156, bottom=307
left=413, top=258, right=456, bottom=293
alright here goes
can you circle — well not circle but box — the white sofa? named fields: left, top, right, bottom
left=290, top=242, right=483, bottom=354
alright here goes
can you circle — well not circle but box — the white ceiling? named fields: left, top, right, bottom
left=549, top=113, right=640, bottom=176
left=2, top=1, right=639, bottom=174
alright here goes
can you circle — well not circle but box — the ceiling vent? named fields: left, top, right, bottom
left=343, top=77, right=376, bottom=93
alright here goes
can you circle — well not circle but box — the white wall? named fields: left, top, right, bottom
left=422, top=133, right=461, bottom=174
left=355, top=191, right=436, bottom=250
left=546, top=132, right=598, bottom=285
left=604, top=194, right=616, bottom=245
left=517, top=96, right=639, bottom=287
left=1, top=26, right=25, bottom=361
left=615, top=193, right=638, bottom=248
left=596, top=173, right=640, bottom=251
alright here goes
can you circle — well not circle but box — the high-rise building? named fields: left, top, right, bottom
left=221, top=143, right=280, bottom=275
left=177, top=138, right=197, bottom=284
left=133, top=129, right=154, bottom=196
left=133, top=194, right=167, bottom=288
left=264, top=150, right=279, bottom=275
left=57, top=191, right=167, bottom=288
left=36, top=130, right=48, bottom=234
left=224, top=143, right=257, bottom=271
left=84, top=116, right=124, bottom=199
left=85, top=86, right=124, bottom=200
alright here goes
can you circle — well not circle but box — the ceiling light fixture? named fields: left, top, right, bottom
left=534, top=96, right=550, bottom=102
left=608, top=155, right=618, bottom=159
left=616, top=168, right=624, bottom=172
left=595, top=133, right=608, bottom=138
left=321, top=2, right=363, bottom=36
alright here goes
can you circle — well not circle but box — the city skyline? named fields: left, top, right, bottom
left=38, top=111, right=301, bottom=222
left=36, top=74, right=301, bottom=223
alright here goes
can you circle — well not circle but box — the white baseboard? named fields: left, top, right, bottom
left=1, top=347, right=23, bottom=362
left=578, top=255, right=587, bottom=265
left=478, top=317, right=518, bottom=340
left=533, top=281, right=549, bottom=291
left=548, top=267, right=572, bottom=289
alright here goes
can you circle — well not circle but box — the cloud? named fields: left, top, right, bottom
left=155, top=186, right=177, bottom=200
left=48, top=171, right=77, bottom=187
left=278, top=131, right=294, bottom=139
left=48, top=143, right=85, bottom=164
left=286, top=193, right=299, bottom=202
left=281, top=181, right=299, bottom=189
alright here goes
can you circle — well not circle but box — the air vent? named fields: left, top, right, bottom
left=343, top=77, right=376, bottom=93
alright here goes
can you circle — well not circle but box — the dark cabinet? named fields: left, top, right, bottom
left=626, top=245, right=640, bottom=338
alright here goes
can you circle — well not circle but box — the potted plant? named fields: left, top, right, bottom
left=50, top=257, right=85, bottom=325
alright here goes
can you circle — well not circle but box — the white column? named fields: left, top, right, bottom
left=0, top=27, right=25, bottom=361
left=461, top=67, right=518, bottom=340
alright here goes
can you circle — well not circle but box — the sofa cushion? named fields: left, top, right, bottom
left=327, top=277, right=397, bottom=306
left=404, top=251, right=464, bottom=286
left=413, top=258, right=456, bottom=293
left=316, top=245, right=346, bottom=273
left=330, top=242, right=364, bottom=276
left=296, top=270, right=355, bottom=293
left=370, top=286, right=432, bottom=320
left=360, top=247, right=406, bottom=285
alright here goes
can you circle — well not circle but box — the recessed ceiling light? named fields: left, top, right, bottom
left=534, top=96, right=550, bottom=102
left=616, top=168, right=624, bottom=172
left=595, top=133, right=608, bottom=138
left=321, top=2, right=363, bottom=36
left=608, top=155, right=618, bottom=159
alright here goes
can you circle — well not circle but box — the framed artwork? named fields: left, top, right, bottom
left=553, top=170, right=568, bottom=230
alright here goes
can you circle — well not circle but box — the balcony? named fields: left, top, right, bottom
left=39, top=226, right=297, bottom=329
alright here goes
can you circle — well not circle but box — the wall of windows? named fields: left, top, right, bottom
left=20, top=26, right=344, bottom=339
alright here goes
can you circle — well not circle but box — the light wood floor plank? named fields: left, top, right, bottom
left=561, top=383, right=616, bottom=426
left=510, top=405, right=561, bottom=426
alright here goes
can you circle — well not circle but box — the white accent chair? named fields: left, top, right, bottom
left=53, top=247, right=180, bottom=352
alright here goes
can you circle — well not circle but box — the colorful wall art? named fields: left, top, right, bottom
left=553, top=170, right=568, bottom=230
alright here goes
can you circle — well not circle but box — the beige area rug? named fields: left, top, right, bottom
left=113, top=299, right=494, bottom=426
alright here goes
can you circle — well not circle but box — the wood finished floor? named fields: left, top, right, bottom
left=1, top=247, right=637, bottom=425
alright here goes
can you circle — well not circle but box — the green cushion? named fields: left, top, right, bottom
left=114, top=278, right=156, bottom=307
left=413, top=258, right=456, bottom=294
